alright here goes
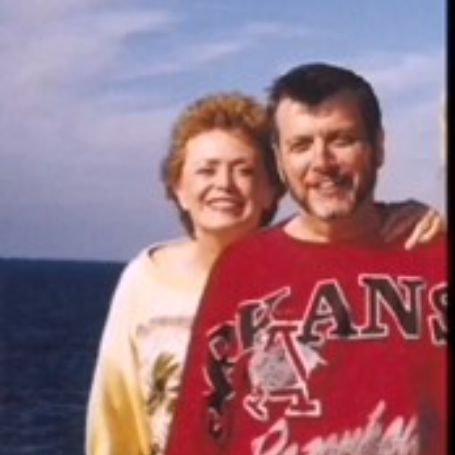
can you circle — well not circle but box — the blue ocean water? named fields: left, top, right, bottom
left=0, top=258, right=124, bottom=454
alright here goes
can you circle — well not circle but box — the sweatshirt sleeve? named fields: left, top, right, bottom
left=85, top=264, right=150, bottom=455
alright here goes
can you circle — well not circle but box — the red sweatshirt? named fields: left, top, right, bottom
left=166, top=228, right=447, bottom=455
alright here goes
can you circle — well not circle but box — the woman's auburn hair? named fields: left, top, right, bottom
left=161, top=92, right=285, bottom=234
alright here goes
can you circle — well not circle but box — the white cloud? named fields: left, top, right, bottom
left=241, top=21, right=335, bottom=40
left=0, top=0, right=102, bottom=25
left=126, top=39, right=249, bottom=78
left=353, top=50, right=445, bottom=98
left=121, top=20, right=332, bottom=80
left=0, top=7, right=179, bottom=96
left=0, top=3, right=180, bottom=147
left=77, top=104, right=178, bottom=154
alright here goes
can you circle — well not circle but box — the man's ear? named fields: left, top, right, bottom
left=261, top=181, right=277, bottom=212
left=374, top=129, right=385, bottom=168
left=272, top=142, right=287, bottom=184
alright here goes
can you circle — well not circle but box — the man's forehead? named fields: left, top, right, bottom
left=274, top=92, right=365, bottom=131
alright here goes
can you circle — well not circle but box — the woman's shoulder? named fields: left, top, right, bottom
left=116, top=238, right=187, bottom=288
left=109, top=238, right=193, bottom=314
left=147, top=238, right=189, bottom=265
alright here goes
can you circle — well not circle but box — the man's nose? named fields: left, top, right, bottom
left=311, top=139, right=334, bottom=168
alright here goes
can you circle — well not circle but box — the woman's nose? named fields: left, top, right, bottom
left=214, top=167, right=234, bottom=189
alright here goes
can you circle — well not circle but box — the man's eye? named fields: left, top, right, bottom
left=289, top=140, right=312, bottom=153
left=331, top=135, right=357, bottom=147
left=196, top=167, right=215, bottom=175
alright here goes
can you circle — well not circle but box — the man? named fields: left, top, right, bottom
left=165, top=63, right=447, bottom=455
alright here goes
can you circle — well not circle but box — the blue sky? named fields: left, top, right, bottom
left=0, top=0, right=446, bottom=260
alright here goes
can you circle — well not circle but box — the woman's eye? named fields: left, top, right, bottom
left=238, top=167, right=254, bottom=176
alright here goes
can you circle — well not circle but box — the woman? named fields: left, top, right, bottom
left=85, top=93, right=443, bottom=455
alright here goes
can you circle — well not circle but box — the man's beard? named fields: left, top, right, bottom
left=286, top=166, right=378, bottom=221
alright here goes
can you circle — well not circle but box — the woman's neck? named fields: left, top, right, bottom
left=156, top=229, right=249, bottom=287
left=190, top=230, right=238, bottom=271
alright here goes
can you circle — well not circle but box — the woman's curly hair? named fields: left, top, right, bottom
left=161, top=92, right=285, bottom=234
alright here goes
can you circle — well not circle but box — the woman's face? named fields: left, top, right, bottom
left=174, top=128, right=275, bottom=241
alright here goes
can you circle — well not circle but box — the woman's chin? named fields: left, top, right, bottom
left=202, top=218, right=256, bottom=239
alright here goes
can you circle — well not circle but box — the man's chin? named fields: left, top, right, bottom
left=308, top=205, right=354, bottom=221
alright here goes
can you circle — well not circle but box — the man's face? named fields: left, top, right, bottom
left=275, top=92, right=383, bottom=221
